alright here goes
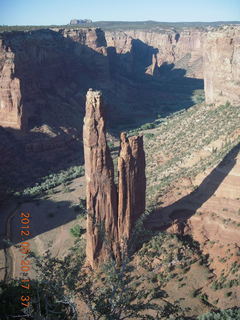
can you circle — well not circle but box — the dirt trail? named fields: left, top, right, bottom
left=0, top=176, right=86, bottom=281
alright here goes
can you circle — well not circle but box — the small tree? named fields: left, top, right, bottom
left=17, top=222, right=184, bottom=320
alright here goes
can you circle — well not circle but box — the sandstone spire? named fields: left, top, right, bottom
left=83, top=89, right=146, bottom=268
left=118, top=133, right=146, bottom=246
left=83, top=89, right=119, bottom=268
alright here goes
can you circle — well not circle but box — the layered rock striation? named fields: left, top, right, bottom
left=1, top=25, right=239, bottom=133
left=0, top=28, right=109, bottom=131
left=203, top=26, right=240, bottom=106
left=118, top=133, right=146, bottom=245
left=83, top=89, right=119, bottom=268
left=83, top=89, right=146, bottom=268
left=0, top=26, right=205, bottom=132
left=105, top=29, right=204, bottom=78
left=0, top=41, right=22, bottom=129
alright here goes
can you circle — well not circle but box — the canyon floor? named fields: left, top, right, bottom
left=0, top=100, right=239, bottom=318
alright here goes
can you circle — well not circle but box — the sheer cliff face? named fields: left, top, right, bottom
left=0, top=27, right=205, bottom=132
left=1, top=26, right=239, bottom=133
left=203, top=27, right=240, bottom=106
left=105, top=29, right=204, bottom=78
left=83, top=90, right=146, bottom=268
left=0, top=28, right=109, bottom=131
left=0, top=27, right=205, bottom=131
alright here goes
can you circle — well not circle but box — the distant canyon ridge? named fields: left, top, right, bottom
left=70, top=19, right=93, bottom=25
left=0, top=25, right=239, bottom=132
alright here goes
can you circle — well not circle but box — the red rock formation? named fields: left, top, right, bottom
left=0, top=28, right=110, bottom=131
left=105, top=29, right=204, bottom=78
left=106, top=26, right=239, bottom=105
left=83, top=89, right=119, bottom=268
left=0, top=41, right=22, bottom=129
left=118, top=133, right=146, bottom=246
left=83, top=90, right=146, bottom=267
left=203, top=26, right=240, bottom=106
left=0, top=26, right=206, bottom=132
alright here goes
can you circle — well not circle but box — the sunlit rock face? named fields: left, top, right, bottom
left=203, top=26, right=240, bottom=106
left=118, top=132, right=146, bottom=246
left=83, top=89, right=146, bottom=268
left=0, top=28, right=109, bottom=131
left=0, top=26, right=206, bottom=133
left=1, top=25, right=239, bottom=133
left=83, top=89, right=119, bottom=268
left=105, top=29, right=204, bottom=79
left=0, top=41, right=22, bottom=129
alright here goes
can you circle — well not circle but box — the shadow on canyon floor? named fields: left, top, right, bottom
left=106, top=39, right=204, bottom=133
left=0, top=144, right=240, bottom=256
left=0, top=196, right=83, bottom=250
left=146, top=142, right=240, bottom=233
left=2, top=142, right=238, bottom=251
left=0, top=125, right=84, bottom=196
left=2, top=142, right=238, bottom=252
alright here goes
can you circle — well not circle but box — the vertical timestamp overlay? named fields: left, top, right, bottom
left=19, top=212, right=31, bottom=314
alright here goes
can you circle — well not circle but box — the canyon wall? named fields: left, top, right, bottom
left=1, top=25, right=239, bottom=133
left=0, top=28, right=110, bottom=131
left=83, top=89, right=146, bottom=268
left=203, top=26, right=240, bottom=106
left=105, top=29, right=204, bottom=78
left=0, top=27, right=205, bottom=132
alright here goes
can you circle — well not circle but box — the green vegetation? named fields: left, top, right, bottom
left=0, top=280, right=37, bottom=319
left=1, top=237, right=182, bottom=320
left=72, top=198, right=87, bottom=214
left=144, top=133, right=155, bottom=139
left=137, top=232, right=210, bottom=289
left=140, top=122, right=156, bottom=130
left=70, top=224, right=85, bottom=237
left=192, top=89, right=205, bottom=104
left=139, top=102, right=240, bottom=204
left=197, top=308, right=240, bottom=320
left=15, top=165, right=84, bottom=198
left=211, top=278, right=240, bottom=290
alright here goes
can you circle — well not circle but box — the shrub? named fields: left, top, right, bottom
left=70, top=224, right=85, bottom=238
left=198, top=307, right=240, bottom=320
left=140, top=122, right=156, bottom=130
left=225, top=291, right=232, bottom=297
left=145, top=133, right=155, bottom=139
left=192, top=89, right=205, bottom=104
left=19, top=165, right=84, bottom=198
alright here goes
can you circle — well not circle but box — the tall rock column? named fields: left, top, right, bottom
left=118, top=132, right=146, bottom=247
left=83, top=89, right=119, bottom=268
left=83, top=90, right=146, bottom=267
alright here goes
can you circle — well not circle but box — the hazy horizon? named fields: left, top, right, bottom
left=1, top=20, right=240, bottom=27
left=1, top=0, right=239, bottom=26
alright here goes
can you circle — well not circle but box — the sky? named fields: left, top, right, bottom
left=0, top=0, right=239, bottom=26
